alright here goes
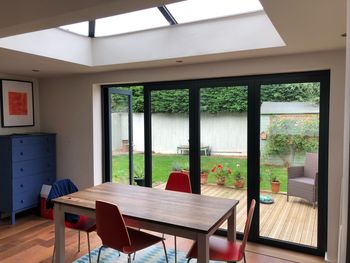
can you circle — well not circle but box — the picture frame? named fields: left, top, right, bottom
left=0, top=79, right=34, bottom=127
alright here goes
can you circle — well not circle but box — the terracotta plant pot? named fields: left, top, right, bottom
left=233, top=179, right=245, bottom=189
left=216, top=177, right=226, bottom=186
left=200, top=172, right=208, bottom=184
left=271, top=181, right=280, bottom=193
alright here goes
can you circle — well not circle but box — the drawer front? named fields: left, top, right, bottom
left=12, top=144, right=55, bottom=162
left=13, top=173, right=55, bottom=194
left=12, top=135, right=55, bottom=147
left=12, top=158, right=55, bottom=178
left=13, top=191, right=39, bottom=211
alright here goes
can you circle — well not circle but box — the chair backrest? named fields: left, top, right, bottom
left=96, top=201, right=131, bottom=250
left=47, top=179, right=80, bottom=222
left=165, top=171, right=192, bottom=193
left=240, top=199, right=256, bottom=254
left=304, top=152, right=318, bottom=179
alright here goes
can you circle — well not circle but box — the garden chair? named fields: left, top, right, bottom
left=95, top=200, right=168, bottom=263
left=287, top=152, right=318, bottom=208
left=186, top=199, right=256, bottom=263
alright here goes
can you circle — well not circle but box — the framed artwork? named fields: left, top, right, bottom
left=0, top=80, right=34, bottom=127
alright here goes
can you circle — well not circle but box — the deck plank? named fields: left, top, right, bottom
left=156, top=183, right=317, bottom=247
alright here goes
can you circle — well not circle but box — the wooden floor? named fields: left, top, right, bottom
left=0, top=213, right=325, bottom=263
left=157, top=183, right=318, bottom=247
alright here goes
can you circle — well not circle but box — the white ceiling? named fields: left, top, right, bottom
left=0, top=0, right=345, bottom=78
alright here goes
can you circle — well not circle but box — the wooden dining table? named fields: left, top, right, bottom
left=53, top=182, right=239, bottom=263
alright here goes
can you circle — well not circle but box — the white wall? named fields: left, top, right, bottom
left=337, top=0, right=350, bottom=262
left=0, top=74, right=40, bottom=135
left=112, top=112, right=247, bottom=154
left=39, top=50, right=345, bottom=261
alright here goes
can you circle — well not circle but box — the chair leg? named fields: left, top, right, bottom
left=187, top=258, right=192, bottom=263
left=128, top=254, right=132, bottom=263
left=78, top=230, right=81, bottom=252
left=174, top=236, right=177, bottom=263
left=87, top=232, right=91, bottom=263
left=97, top=246, right=104, bottom=263
left=133, top=252, right=136, bottom=260
left=52, top=243, right=55, bottom=263
left=161, top=239, right=169, bottom=263
left=244, top=253, right=247, bottom=263
left=287, top=195, right=289, bottom=202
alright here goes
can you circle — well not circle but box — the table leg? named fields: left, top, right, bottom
left=197, top=233, right=209, bottom=263
left=227, top=206, right=236, bottom=242
left=54, top=203, right=65, bottom=263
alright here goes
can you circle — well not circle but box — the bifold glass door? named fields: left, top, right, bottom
left=199, top=86, right=248, bottom=233
left=104, top=71, right=329, bottom=255
left=104, top=86, right=145, bottom=186
left=259, top=82, right=321, bottom=248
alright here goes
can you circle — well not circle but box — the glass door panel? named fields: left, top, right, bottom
left=259, top=82, right=320, bottom=247
left=109, top=86, right=146, bottom=185
left=200, top=86, right=248, bottom=232
left=151, top=89, right=189, bottom=188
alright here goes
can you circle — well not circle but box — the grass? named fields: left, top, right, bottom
left=112, top=153, right=287, bottom=192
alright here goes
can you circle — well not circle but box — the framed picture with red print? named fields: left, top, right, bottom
left=0, top=80, right=34, bottom=127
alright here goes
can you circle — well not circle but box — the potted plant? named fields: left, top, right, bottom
left=270, top=174, right=280, bottom=193
left=200, top=168, right=209, bottom=184
left=211, top=164, right=231, bottom=186
left=181, top=162, right=190, bottom=175
left=171, top=162, right=182, bottom=172
left=133, top=167, right=145, bottom=186
left=233, top=163, right=244, bottom=188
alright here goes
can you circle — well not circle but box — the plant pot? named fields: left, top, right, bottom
left=216, top=177, right=226, bottom=186
left=271, top=181, right=280, bottom=193
left=200, top=172, right=208, bottom=184
left=134, top=178, right=145, bottom=186
left=233, top=179, right=245, bottom=188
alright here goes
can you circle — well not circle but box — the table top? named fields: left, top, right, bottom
left=53, top=182, right=238, bottom=233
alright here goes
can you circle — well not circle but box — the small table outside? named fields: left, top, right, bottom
left=177, top=145, right=210, bottom=156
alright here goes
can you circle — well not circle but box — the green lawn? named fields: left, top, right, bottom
left=112, top=153, right=287, bottom=192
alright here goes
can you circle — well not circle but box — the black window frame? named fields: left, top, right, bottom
left=102, top=70, right=330, bottom=256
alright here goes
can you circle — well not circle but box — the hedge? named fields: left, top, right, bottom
left=111, top=83, right=320, bottom=114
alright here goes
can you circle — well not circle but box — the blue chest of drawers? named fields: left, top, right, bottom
left=0, top=133, right=56, bottom=224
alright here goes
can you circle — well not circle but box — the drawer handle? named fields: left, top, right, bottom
left=21, top=200, right=24, bottom=204
left=20, top=152, right=23, bottom=156
left=20, top=184, right=23, bottom=188
left=20, top=140, right=23, bottom=144
left=20, top=168, right=24, bottom=172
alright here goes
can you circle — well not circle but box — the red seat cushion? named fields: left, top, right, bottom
left=187, top=236, right=243, bottom=262
left=121, top=228, right=165, bottom=254
left=65, top=215, right=96, bottom=232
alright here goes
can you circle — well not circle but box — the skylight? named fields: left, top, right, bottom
left=95, top=7, right=169, bottom=37
left=166, top=0, right=263, bottom=23
left=59, top=21, right=89, bottom=36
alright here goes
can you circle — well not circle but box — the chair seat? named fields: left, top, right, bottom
left=187, top=236, right=243, bottom=262
left=289, top=177, right=314, bottom=186
left=65, top=215, right=96, bottom=232
left=122, top=227, right=165, bottom=254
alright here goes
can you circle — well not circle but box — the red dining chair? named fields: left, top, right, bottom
left=186, top=199, right=256, bottom=263
left=49, top=179, right=96, bottom=263
left=165, top=171, right=192, bottom=262
left=95, top=200, right=169, bottom=263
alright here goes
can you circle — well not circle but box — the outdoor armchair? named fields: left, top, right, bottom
left=287, top=152, right=318, bottom=208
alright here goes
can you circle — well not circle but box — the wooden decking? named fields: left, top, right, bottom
left=156, top=183, right=318, bottom=247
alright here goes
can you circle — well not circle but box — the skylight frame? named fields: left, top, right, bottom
left=58, top=0, right=264, bottom=38
left=94, top=7, right=170, bottom=37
